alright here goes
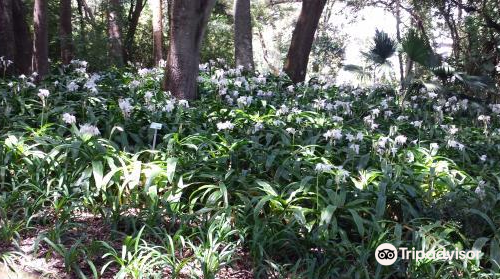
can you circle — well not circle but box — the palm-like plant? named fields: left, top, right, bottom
left=401, top=29, right=440, bottom=68
left=364, top=29, right=397, bottom=66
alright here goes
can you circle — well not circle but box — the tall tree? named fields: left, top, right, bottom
left=33, top=0, right=49, bottom=79
left=283, top=0, right=327, bottom=83
left=0, top=0, right=17, bottom=72
left=60, top=0, right=73, bottom=64
left=107, top=0, right=124, bottom=66
left=124, top=0, right=146, bottom=62
left=12, top=0, right=32, bottom=74
left=164, top=0, right=216, bottom=100
left=234, top=0, right=254, bottom=71
left=151, top=0, right=163, bottom=65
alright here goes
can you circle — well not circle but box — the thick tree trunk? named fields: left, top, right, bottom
left=151, top=0, right=163, bottom=65
left=124, top=0, right=145, bottom=62
left=107, top=0, right=124, bottom=66
left=60, top=0, right=73, bottom=64
left=164, top=0, right=216, bottom=100
left=234, top=0, right=254, bottom=71
left=0, top=0, right=17, bottom=73
left=33, top=0, right=49, bottom=79
left=283, top=0, right=327, bottom=83
left=12, top=0, right=32, bottom=74
left=0, top=0, right=32, bottom=75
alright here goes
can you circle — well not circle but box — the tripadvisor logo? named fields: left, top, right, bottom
left=375, top=243, right=481, bottom=266
left=375, top=243, right=398, bottom=266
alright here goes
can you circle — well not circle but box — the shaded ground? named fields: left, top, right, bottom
left=0, top=212, right=254, bottom=279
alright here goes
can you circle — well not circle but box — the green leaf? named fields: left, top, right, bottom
left=348, top=209, right=365, bottom=237
left=92, top=161, right=104, bottom=191
left=166, top=157, right=178, bottom=184
left=256, top=180, right=278, bottom=197
left=320, top=205, right=337, bottom=226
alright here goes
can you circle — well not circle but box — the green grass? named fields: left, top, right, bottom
left=0, top=61, right=499, bottom=278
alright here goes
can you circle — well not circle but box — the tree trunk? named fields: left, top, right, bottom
left=33, top=0, right=49, bottom=79
left=395, top=0, right=404, bottom=88
left=164, top=0, right=216, bottom=100
left=0, top=0, right=17, bottom=74
left=234, top=0, right=254, bottom=71
left=12, top=0, right=32, bottom=74
left=60, top=0, right=73, bottom=64
left=107, top=0, right=124, bottom=66
left=283, top=0, right=327, bottom=83
left=151, top=0, right=163, bottom=65
left=124, top=0, right=145, bottom=62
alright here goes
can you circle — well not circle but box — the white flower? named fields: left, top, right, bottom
left=356, top=132, right=364, bottom=141
left=428, top=92, right=438, bottom=99
left=315, top=163, right=334, bottom=173
left=234, top=80, right=243, bottom=88
left=349, top=144, right=360, bottom=154
left=79, top=124, right=100, bottom=136
left=253, top=122, right=264, bottom=133
left=178, top=100, right=189, bottom=108
left=67, top=81, right=79, bottom=92
left=118, top=98, right=133, bottom=117
left=331, top=116, right=343, bottom=123
left=287, top=85, right=294, bottom=93
left=84, top=79, right=98, bottom=93
left=236, top=96, right=253, bottom=108
left=407, top=151, right=415, bottom=163
left=480, top=155, right=487, bottom=162
left=448, top=125, right=459, bottom=135
left=377, top=136, right=389, bottom=149
left=394, top=135, right=407, bottom=145
left=277, top=105, right=289, bottom=115
left=129, top=80, right=140, bottom=89
left=62, top=113, right=76, bottom=124
left=491, top=104, right=500, bottom=114
left=345, top=133, right=355, bottom=142
left=478, top=115, right=491, bottom=123
left=199, top=63, right=208, bottom=71
left=447, top=139, right=465, bottom=151
left=217, top=121, right=235, bottom=131
left=144, top=91, right=154, bottom=102
left=162, top=100, right=175, bottom=113
left=138, top=68, right=151, bottom=77
left=411, top=121, right=423, bottom=128
left=323, top=129, right=342, bottom=141
left=430, top=142, right=439, bottom=151
left=475, top=181, right=486, bottom=200
left=37, top=89, right=50, bottom=99
left=286, top=128, right=297, bottom=135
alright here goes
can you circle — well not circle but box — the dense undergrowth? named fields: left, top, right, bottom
left=1, top=60, right=500, bottom=278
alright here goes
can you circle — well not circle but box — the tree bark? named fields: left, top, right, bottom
left=107, top=0, right=124, bottom=66
left=395, top=0, right=404, bottom=88
left=0, top=0, right=17, bottom=73
left=234, top=0, right=254, bottom=71
left=164, top=0, right=216, bottom=100
left=33, top=0, right=49, bottom=79
left=283, top=0, right=327, bottom=83
left=60, top=0, right=73, bottom=64
left=12, top=0, right=32, bottom=74
left=151, top=0, right=163, bottom=65
left=124, top=0, right=145, bottom=62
